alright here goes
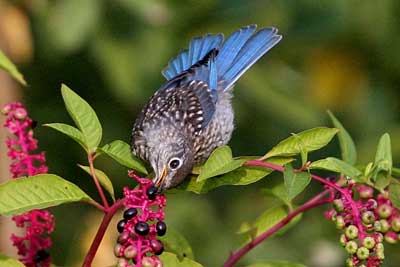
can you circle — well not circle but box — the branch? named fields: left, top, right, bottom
left=82, top=199, right=125, bottom=267
left=224, top=189, right=333, bottom=267
left=88, top=153, right=110, bottom=209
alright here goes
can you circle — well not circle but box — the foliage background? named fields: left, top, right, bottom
left=0, top=0, right=400, bottom=266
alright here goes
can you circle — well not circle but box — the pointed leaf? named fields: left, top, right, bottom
left=264, top=127, right=339, bottom=158
left=284, top=164, right=311, bottom=200
left=0, top=174, right=93, bottom=215
left=246, top=262, right=306, bottom=267
left=0, top=50, right=27, bottom=86
left=240, top=205, right=302, bottom=246
left=78, top=165, right=115, bottom=201
left=99, top=140, right=148, bottom=174
left=159, top=228, right=194, bottom=260
left=327, top=111, right=357, bottom=164
left=44, top=123, right=86, bottom=150
left=61, top=84, right=102, bottom=150
left=309, top=157, right=362, bottom=181
left=159, top=252, right=203, bottom=267
left=374, top=133, right=392, bottom=177
left=197, top=146, right=245, bottom=181
left=0, top=254, right=25, bottom=267
left=262, top=183, right=292, bottom=209
left=178, top=157, right=294, bottom=194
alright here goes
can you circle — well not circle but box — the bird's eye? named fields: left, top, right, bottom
left=168, top=157, right=182, bottom=170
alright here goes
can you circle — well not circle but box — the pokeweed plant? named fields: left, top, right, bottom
left=0, top=57, right=400, bottom=267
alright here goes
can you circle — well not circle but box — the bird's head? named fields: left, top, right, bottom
left=149, top=140, right=194, bottom=192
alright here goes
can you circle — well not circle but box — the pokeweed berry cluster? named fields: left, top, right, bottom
left=2, top=103, right=55, bottom=267
left=326, top=182, right=400, bottom=267
left=114, top=171, right=167, bottom=267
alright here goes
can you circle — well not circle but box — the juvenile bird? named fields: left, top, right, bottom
left=132, top=25, right=282, bottom=192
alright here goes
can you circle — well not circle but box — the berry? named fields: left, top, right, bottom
left=356, top=247, right=369, bottom=260
left=117, top=231, right=130, bottom=244
left=333, top=199, right=344, bottom=212
left=123, top=208, right=138, bottom=220
left=358, top=185, right=374, bottom=199
left=150, top=239, right=164, bottom=255
left=391, top=217, right=400, bottom=232
left=362, top=236, right=375, bottom=249
left=366, top=199, right=378, bottom=210
left=345, top=225, right=359, bottom=240
left=124, top=245, right=138, bottom=259
left=114, top=243, right=122, bottom=257
left=156, top=221, right=167, bottom=236
left=374, top=221, right=382, bottom=232
left=146, top=186, right=158, bottom=200
left=117, top=258, right=128, bottom=267
left=142, top=256, right=156, bottom=267
left=336, top=216, right=345, bottom=230
left=379, top=219, right=390, bottom=233
left=377, top=204, right=392, bottom=219
left=339, top=234, right=347, bottom=246
left=345, top=240, right=358, bottom=254
left=34, top=249, right=49, bottom=263
left=384, top=231, right=398, bottom=244
left=346, top=258, right=354, bottom=267
left=135, top=221, right=150, bottom=236
left=362, top=211, right=375, bottom=224
left=117, top=219, right=127, bottom=233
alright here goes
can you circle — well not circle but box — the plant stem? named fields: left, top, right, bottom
left=246, top=160, right=365, bottom=239
left=224, top=189, right=332, bottom=267
left=82, top=199, right=124, bottom=267
left=88, top=153, right=110, bottom=209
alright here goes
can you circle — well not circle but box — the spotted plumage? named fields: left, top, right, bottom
left=132, top=25, right=282, bottom=191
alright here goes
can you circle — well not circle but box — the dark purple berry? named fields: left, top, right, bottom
left=34, top=249, right=49, bottom=263
left=156, top=221, right=167, bottom=236
left=150, top=239, right=164, bottom=255
left=123, top=208, right=138, bottom=220
left=135, top=221, right=150, bottom=236
left=117, top=219, right=127, bottom=233
left=146, top=186, right=158, bottom=200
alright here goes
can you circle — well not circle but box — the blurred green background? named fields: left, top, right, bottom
left=1, top=0, right=400, bottom=266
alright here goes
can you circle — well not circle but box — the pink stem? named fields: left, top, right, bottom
left=246, top=160, right=364, bottom=239
left=224, top=189, right=333, bottom=267
left=88, top=153, right=110, bottom=209
left=82, top=199, right=125, bottom=267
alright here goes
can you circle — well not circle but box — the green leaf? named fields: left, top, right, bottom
left=177, top=157, right=294, bottom=194
left=392, top=167, right=400, bottom=177
left=264, top=127, right=339, bottom=158
left=389, top=182, right=400, bottom=209
left=197, top=146, right=245, bottom=181
left=99, top=140, right=148, bottom=174
left=240, top=205, right=302, bottom=246
left=374, top=173, right=391, bottom=191
left=159, top=228, right=194, bottom=260
left=309, top=157, right=362, bottom=180
left=61, top=84, right=102, bottom=151
left=0, top=50, right=27, bottom=86
left=159, top=252, right=203, bottom=267
left=262, top=183, right=292, bottom=209
left=373, top=133, right=392, bottom=178
left=44, top=123, right=86, bottom=150
left=245, top=262, right=306, bottom=267
left=284, top=164, right=311, bottom=200
left=327, top=111, right=357, bottom=165
left=0, top=174, right=93, bottom=215
left=78, top=165, right=115, bottom=201
left=0, top=254, right=25, bottom=267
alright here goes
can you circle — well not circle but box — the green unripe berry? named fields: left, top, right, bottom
left=345, top=240, right=358, bottom=254
left=362, top=236, right=375, bottom=249
left=374, top=221, right=382, bottom=232
left=356, top=247, right=369, bottom=260
left=376, top=242, right=384, bottom=253
left=345, top=225, right=359, bottom=239
left=377, top=204, right=392, bottom=219
left=333, top=199, right=344, bottom=212
left=124, top=245, right=138, bottom=259
left=362, top=211, right=375, bottom=224
left=359, top=265, right=367, bottom=267
left=380, top=219, right=390, bottom=233
left=375, top=233, right=384, bottom=243
left=336, top=216, right=345, bottom=229
left=346, top=258, right=354, bottom=267
left=377, top=250, right=385, bottom=260
left=391, top=217, right=400, bottom=232
left=340, top=234, right=347, bottom=246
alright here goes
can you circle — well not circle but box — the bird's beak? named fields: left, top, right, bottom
left=155, top=166, right=167, bottom=190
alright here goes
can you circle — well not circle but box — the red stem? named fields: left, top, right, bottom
left=246, top=160, right=364, bottom=239
left=224, top=189, right=332, bottom=267
left=82, top=199, right=125, bottom=267
left=88, top=153, right=110, bottom=209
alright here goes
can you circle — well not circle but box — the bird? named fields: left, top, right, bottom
left=131, top=24, right=282, bottom=192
